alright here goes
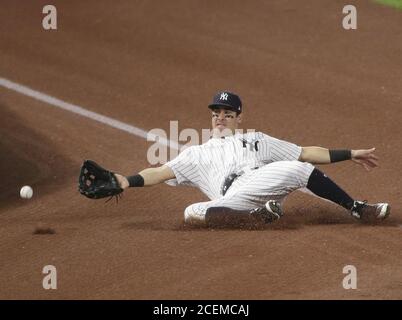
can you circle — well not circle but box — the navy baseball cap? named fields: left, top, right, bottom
left=208, top=91, right=242, bottom=114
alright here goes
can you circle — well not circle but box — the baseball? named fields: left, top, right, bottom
left=20, top=186, right=33, bottom=199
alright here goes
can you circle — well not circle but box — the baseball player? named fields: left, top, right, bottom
left=80, top=91, right=391, bottom=226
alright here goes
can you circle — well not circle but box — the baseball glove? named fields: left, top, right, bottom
left=78, top=160, right=123, bottom=201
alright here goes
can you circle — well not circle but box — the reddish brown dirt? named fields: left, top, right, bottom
left=1, top=0, right=402, bottom=299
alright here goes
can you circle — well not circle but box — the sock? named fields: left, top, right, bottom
left=307, top=168, right=355, bottom=210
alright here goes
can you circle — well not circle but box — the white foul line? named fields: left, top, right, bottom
left=0, top=77, right=181, bottom=150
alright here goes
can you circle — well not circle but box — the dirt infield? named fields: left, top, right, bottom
left=1, top=0, right=402, bottom=299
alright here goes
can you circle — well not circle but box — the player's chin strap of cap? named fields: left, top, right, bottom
left=221, top=167, right=259, bottom=196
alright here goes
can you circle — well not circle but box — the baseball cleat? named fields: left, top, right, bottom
left=351, top=200, right=391, bottom=221
left=250, top=200, right=283, bottom=223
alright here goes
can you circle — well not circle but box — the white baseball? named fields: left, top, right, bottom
left=20, top=186, right=33, bottom=199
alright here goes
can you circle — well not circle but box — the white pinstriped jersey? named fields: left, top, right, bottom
left=165, top=132, right=302, bottom=200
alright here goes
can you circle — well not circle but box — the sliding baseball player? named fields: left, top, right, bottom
left=80, top=91, right=390, bottom=226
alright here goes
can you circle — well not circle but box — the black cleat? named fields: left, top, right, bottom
left=250, top=200, right=283, bottom=223
left=351, top=200, right=391, bottom=221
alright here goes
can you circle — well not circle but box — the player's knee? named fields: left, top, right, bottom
left=296, top=161, right=315, bottom=172
left=277, top=161, right=315, bottom=187
left=184, top=203, right=207, bottom=225
left=284, top=160, right=314, bottom=173
left=293, top=161, right=315, bottom=185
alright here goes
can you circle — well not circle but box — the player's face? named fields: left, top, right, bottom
left=211, top=108, right=242, bottom=136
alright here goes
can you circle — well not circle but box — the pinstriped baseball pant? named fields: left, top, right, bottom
left=184, top=161, right=315, bottom=224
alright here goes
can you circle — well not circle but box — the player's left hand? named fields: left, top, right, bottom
left=78, top=160, right=124, bottom=200
left=351, top=148, right=379, bottom=171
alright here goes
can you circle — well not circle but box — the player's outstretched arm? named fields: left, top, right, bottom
left=300, top=146, right=379, bottom=171
left=350, top=148, right=379, bottom=171
left=115, top=165, right=176, bottom=189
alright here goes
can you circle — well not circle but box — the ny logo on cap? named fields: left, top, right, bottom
left=220, top=92, right=228, bottom=101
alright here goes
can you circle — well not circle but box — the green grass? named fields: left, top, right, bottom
left=373, top=0, right=402, bottom=10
